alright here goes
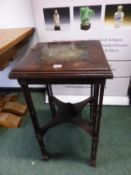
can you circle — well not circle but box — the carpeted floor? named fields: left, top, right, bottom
left=0, top=92, right=131, bottom=175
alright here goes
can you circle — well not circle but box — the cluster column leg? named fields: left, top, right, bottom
left=19, top=80, right=49, bottom=160
left=46, top=84, right=56, bottom=117
left=90, top=80, right=105, bottom=166
left=90, top=84, right=94, bottom=123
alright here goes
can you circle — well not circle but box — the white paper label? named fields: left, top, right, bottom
left=53, top=64, right=62, bottom=68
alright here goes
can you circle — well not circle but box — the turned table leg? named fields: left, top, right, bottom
left=90, top=84, right=94, bottom=123
left=90, top=80, right=105, bottom=166
left=19, top=80, right=49, bottom=160
left=46, top=84, right=56, bottom=117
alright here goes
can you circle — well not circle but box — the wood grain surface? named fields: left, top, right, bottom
left=9, top=40, right=113, bottom=80
left=0, top=28, right=34, bottom=55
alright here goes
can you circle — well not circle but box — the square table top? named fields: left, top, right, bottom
left=9, top=40, right=113, bottom=81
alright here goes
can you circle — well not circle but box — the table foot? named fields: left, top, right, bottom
left=89, top=159, right=96, bottom=167
left=41, top=151, right=50, bottom=160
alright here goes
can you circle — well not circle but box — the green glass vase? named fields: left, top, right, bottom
left=80, top=7, right=95, bottom=30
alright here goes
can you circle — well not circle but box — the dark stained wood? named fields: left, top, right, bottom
left=9, top=41, right=113, bottom=80
left=40, top=116, right=92, bottom=136
left=9, top=40, right=113, bottom=167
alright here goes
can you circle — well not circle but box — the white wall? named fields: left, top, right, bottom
left=0, top=0, right=35, bottom=28
left=0, top=0, right=37, bottom=87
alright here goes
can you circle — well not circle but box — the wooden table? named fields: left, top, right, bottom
left=0, top=28, right=34, bottom=70
left=0, top=28, right=34, bottom=127
left=9, top=40, right=113, bottom=166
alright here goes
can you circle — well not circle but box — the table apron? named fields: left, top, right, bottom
left=18, top=78, right=106, bottom=85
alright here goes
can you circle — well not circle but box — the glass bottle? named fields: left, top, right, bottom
left=114, top=5, right=124, bottom=28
